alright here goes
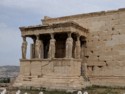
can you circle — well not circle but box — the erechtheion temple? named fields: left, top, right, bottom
left=14, top=8, right=125, bottom=90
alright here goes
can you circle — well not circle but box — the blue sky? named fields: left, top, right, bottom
left=0, top=0, right=125, bottom=66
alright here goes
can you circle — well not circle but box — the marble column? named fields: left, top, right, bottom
left=35, top=35, right=42, bottom=58
left=48, top=33, right=56, bottom=59
left=75, top=35, right=81, bottom=59
left=21, top=36, right=27, bottom=59
left=66, top=33, right=73, bottom=58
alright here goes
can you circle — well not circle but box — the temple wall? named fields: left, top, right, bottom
left=42, top=9, right=125, bottom=86
left=16, top=59, right=84, bottom=90
left=20, top=59, right=81, bottom=78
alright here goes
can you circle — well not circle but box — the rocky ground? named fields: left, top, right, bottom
left=0, top=66, right=19, bottom=78
left=0, top=67, right=125, bottom=94
left=1, top=86, right=125, bottom=94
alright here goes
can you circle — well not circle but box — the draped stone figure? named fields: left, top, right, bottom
left=48, top=34, right=56, bottom=58
left=83, top=91, right=88, bottom=94
left=39, top=92, right=44, bottom=94
left=1, top=88, right=7, bottom=94
left=75, top=36, right=81, bottom=59
left=66, top=33, right=73, bottom=58
left=35, top=36, right=42, bottom=58
left=77, top=91, right=82, bottom=94
left=16, top=90, right=21, bottom=94
left=22, top=37, right=27, bottom=59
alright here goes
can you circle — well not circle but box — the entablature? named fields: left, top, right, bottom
left=20, top=21, right=88, bottom=37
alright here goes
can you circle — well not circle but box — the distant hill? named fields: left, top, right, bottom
left=0, top=66, right=19, bottom=78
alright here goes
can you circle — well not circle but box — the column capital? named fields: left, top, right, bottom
left=22, top=36, right=26, bottom=41
left=36, top=35, right=40, bottom=40
left=76, top=33, right=80, bottom=37
left=76, top=32, right=80, bottom=37
left=50, top=33, right=54, bottom=39
left=67, top=32, right=72, bottom=38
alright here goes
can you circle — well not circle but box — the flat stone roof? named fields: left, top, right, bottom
left=20, top=21, right=88, bottom=37
left=42, top=8, right=125, bottom=24
left=20, top=21, right=88, bottom=33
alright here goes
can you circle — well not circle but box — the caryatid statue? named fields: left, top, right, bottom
left=75, top=35, right=81, bottom=59
left=66, top=33, right=73, bottom=58
left=35, top=35, right=42, bottom=58
left=48, top=34, right=56, bottom=59
left=22, top=36, right=27, bottom=59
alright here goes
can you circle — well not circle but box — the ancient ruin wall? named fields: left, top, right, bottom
left=42, top=9, right=125, bottom=86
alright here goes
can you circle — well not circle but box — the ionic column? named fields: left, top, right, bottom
left=35, top=35, right=41, bottom=58
left=75, top=35, right=81, bottom=59
left=66, top=33, right=73, bottom=58
left=21, top=36, right=27, bottom=59
left=48, top=33, right=56, bottom=59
